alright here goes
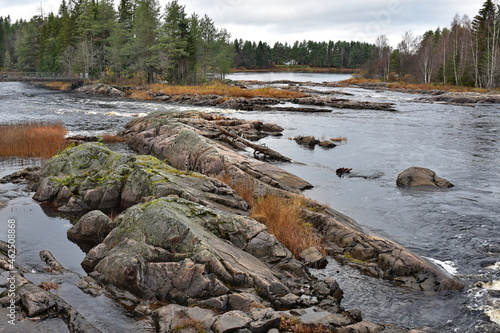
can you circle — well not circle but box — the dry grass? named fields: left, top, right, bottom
left=340, top=77, right=497, bottom=93
left=127, top=90, right=154, bottom=100
left=172, top=318, right=206, bottom=332
left=44, top=81, right=72, bottom=91
left=339, top=77, right=380, bottom=85
left=280, top=317, right=334, bottom=333
left=148, top=82, right=307, bottom=99
left=214, top=173, right=324, bottom=258
left=38, top=281, right=60, bottom=291
left=250, top=194, right=323, bottom=259
left=214, top=173, right=255, bottom=206
left=102, top=134, right=126, bottom=143
left=0, top=122, right=67, bottom=158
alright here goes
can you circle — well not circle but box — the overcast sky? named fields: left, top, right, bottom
left=0, top=0, right=486, bottom=46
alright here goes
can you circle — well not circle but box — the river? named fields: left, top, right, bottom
left=0, top=74, right=499, bottom=332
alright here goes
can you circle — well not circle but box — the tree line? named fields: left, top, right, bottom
left=1, top=0, right=498, bottom=88
left=0, top=0, right=234, bottom=84
left=0, top=0, right=377, bottom=84
left=233, top=39, right=375, bottom=69
left=374, top=0, right=500, bottom=89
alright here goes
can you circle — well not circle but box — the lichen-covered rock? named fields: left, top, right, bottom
left=86, top=197, right=313, bottom=306
left=32, top=143, right=248, bottom=214
left=396, top=167, right=454, bottom=189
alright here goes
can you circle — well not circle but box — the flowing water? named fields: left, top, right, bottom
left=0, top=75, right=499, bottom=332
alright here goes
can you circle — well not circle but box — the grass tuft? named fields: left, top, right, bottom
left=250, top=194, right=323, bottom=259
left=101, top=134, right=126, bottom=143
left=214, top=173, right=255, bottom=206
left=0, top=121, right=67, bottom=158
left=44, top=81, right=72, bottom=91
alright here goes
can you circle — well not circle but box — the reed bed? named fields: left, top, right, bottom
left=44, top=81, right=72, bottom=91
left=147, top=83, right=307, bottom=99
left=0, top=121, right=67, bottom=158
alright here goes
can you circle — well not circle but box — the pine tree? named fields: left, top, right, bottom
left=472, top=0, right=500, bottom=88
left=131, top=0, right=160, bottom=83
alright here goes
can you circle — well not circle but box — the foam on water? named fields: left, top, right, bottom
left=425, top=257, right=459, bottom=275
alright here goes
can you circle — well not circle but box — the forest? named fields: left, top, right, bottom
left=0, top=0, right=499, bottom=88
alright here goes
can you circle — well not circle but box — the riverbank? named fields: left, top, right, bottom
left=337, top=77, right=500, bottom=102
left=232, top=65, right=362, bottom=74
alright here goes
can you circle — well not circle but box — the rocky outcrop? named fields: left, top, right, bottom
left=31, top=142, right=249, bottom=214
left=417, top=92, right=500, bottom=105
left=120, top=111, right=313, bottom=196
left=293, top=135, right=337, bottom=149
left=118, top=111, right=463, bottom=293
left=397, top=167, right=454, bottom=189
left=74, top=84, right=126, bottom=97
left=67, top=210, right=116, bottom=245
left=302, top=206, right=463, bottom=292
left=139, top=85, right=397, bottom=112
left=290, top=96, right=397, bottom=111
left=83, top=197, right=327, bottom=305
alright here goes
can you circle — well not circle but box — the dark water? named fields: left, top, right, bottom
left=0, top=77, right=499, bottom=332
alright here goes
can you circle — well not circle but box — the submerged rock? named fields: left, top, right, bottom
left=396, top=167, right=454, bottom=189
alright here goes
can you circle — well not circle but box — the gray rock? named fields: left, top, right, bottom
left=19, top=283, right=57, bottom=317
left=212, top=311, right=252, bottom=333
left=67, top=210, right=115, bottom=244
left=121, top=112, right=312, bottom=194
left=88, top=197, right=308, bottom=305
left=318, top=140, right=337, bottom=148
left=248, top=308, right=281, bottom=333
left=153, top=304, right=217, bottom=333
left=396, top=167, right=454, bottom=189
left=294, top=135, right=319, bottom=147
left=299, top=246, right=328, bottom=269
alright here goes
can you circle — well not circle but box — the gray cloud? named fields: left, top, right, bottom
left=2, top=0, right=484, bottom=46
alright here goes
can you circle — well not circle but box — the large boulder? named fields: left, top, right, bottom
left=396, top=167, right=454, bottom=189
